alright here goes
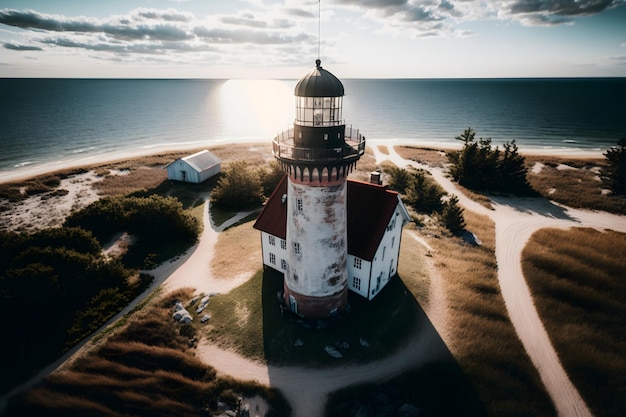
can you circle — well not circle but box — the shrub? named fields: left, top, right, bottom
left=211, top=160, right=264, bottom=209
left=602, top=137, right=626, bottom=195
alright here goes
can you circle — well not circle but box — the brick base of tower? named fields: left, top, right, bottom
left=283, top=282, right=348, bottom=320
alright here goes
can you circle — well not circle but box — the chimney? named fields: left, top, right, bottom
left=370, top=171, right=382, bottom=185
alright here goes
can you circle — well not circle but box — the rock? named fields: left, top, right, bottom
left=200, top=314, right=211, bottom=323
left=359, top=338, right=370, bottom=347
left=324, top=345, right=343, bottom=359
left=173, top=301, right=184, bottom=311
left=294, top=339, right=304, bottom=347
left=189, top=296, right=199, bottom=306
left=398, top=403, right=420, bottom=417
left=341, top=341, right=350, bottom=350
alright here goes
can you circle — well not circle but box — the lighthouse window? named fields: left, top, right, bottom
left=296, top=198, right=303, bottom=211
left=324, top=133, right=328, bottom=141
left=353, top=277, right=361, bottom=291
left=294, top=242, right=301, bottom=255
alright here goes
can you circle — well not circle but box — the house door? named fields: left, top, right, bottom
left=289, top=295, right=297, bottom=314
left=180, top=170, right=187, bottom=182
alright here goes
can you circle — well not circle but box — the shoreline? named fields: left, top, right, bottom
left=0, top=138, right=606, bottom=185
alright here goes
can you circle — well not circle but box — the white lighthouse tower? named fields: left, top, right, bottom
left=273, top=59, right=365, bottom=319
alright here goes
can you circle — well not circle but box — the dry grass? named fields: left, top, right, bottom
left=427, top=211, right=555, bottom=416
left=522, top=227, right=626, bottom=417
left=210, top=221, right=261, bottom=278
left=394, top=146, right=451, bottom=168
left=94, top=167, right=168, bottom=196
left=525, top=155, right=626, bottom=214
left=377, top=145, right=390, bottom=155
left=398, top=225, right=431, bottom=310
left=5, top=288, right=290, bottom=417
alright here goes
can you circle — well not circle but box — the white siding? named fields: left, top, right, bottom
left=347, top=255, right=372, bottom=299
left=260, top=232, right=288, bottom=273
left=367, top=207, right=405, bottom=300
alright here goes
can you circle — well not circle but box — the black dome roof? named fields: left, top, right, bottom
left=294, top=59, right=344, bottom=97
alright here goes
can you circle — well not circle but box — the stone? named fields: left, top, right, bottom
left=341, top=341, right=350, bottom=349
left=200, top=314, right=211, bottom=323
left=324, top=345, right=343, bottom=359
left=294, top=339, right=304, bottom=347
left=359, top=338, right=370, bottom=347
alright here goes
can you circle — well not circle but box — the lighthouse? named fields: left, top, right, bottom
left=272, top=59, right=365, bottom=320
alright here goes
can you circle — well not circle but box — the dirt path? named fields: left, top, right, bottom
left=375, top=142, right=626, bottom=417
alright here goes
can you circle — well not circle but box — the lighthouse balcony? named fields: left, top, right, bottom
left=273, top=125, right=366, bottom=164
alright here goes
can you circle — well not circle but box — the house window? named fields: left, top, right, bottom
left=392, top=236, right=395, bottom=248
left=353, top=277, right=361, bottom=291
left=269, top=253, right=276, bottom=265
left=296, top=198, right=303, bottom=211
left=382, top=246, right=386, bottom=261
left=281, top=259, right=287, bottom=270
left=280, top=239, right=287, bottom=250
left=269, top=235, right=275, bottom=246
left=294, top=242, right=301, bottom=255
left=353, top=258, right=362, bottom=269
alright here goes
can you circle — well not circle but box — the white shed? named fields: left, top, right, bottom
left=166, top=150, right=221, bottom=183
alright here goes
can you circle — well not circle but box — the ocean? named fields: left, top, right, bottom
left=1, top=77, right=625, bottom=181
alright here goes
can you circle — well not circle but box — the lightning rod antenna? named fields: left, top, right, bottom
left=317, top=0, right=321, bottom=62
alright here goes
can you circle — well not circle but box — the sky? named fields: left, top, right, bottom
left=1, top=0, right=625, bottom=79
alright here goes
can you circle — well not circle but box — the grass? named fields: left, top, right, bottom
left=397, top=224, right=431, bottom=310
left=522, top=227, right=626, bottom=417
left=210, top=220, right=261, bottom=278
left=525, top=156, right=626, bottom=214
left=427, top=211, right=555, bottom=416
left=5, top=288, right=291, bottom=417
left=203, top=265, right=422, bottom=367
left=394, top=146, right=452, bottom=168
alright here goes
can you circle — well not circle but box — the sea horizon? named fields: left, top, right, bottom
left=2, top=77, right=625, bottom=182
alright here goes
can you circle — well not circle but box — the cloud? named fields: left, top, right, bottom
left=0, top=7, right=313, bottom=65
left=3, top=42, right=43, bottom=51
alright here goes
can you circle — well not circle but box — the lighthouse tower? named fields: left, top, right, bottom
left=273, top=60, right=365, bottom=320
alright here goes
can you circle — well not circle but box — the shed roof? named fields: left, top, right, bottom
left=253, top=175, right=406, bottom=261
left=168, top=150, right=220, bottom=173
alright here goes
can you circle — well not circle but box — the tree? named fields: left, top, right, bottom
left=440, top=195, right=465, bottom=234
left=258, top=160, right=285, bottom=198
left=211, top=160, right=264, bottom=209
left=447, top=127, right=530, bottom=194
left=387, top=166, right=413, bottom=194
left=603, top=137, right=626, bottom=195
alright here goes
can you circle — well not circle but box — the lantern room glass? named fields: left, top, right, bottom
left=295, top=96, right=343, bottom=127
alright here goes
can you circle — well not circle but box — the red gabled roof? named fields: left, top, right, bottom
left=253, top=175, right=288, bottom=240
left=253, top=175, right=402, bottom=261
left=346, top=179, right=401, bottom=261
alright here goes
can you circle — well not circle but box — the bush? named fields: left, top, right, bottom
left=603, top=137, right=626, bottom=195
left=211, top=160, right=264, bottom=210
left=440, top=195, right=465, bottom=234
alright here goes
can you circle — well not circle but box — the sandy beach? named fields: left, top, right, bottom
left=2, top=139, right=623, bottom=417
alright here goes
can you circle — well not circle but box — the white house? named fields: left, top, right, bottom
left=253, top=174, right=411, bottom=301
left=166, top=150, right=221, bottom=183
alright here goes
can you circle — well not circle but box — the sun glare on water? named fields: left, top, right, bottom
left=219, top=79, right=294, bottom=140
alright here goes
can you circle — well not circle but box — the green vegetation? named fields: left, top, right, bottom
left=602, top=137, right=626, bottom=196
left=386, top=166, right=465, bottom=234
left=522, top=227, right=626, bottom=417
left=447, top=127, right=531, bottom=194
left=64, top=195, right=200, bottom=268
left=4, top=289, right=290, bottom=417
left=204, top=267, right=421, bottom=366
left=211, top=160, right=265, bottom=210
left=0, top=227, right=151, bottom=394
